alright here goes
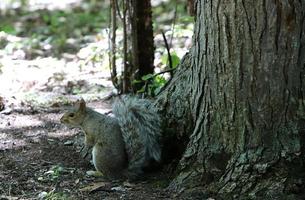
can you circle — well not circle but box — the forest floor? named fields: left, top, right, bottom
left=0, top=101, right=179, bottom=200
left=0, top=0, right=194, bottom=199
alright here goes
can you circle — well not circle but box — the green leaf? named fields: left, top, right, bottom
left=42, top=14, right=50, bottom=23
left=136, top=87, right=146, bottom=93
left=132, top=79, right=142, bottom=84
left=161, top=52, right=180, bottom=69
left=155, top=75, right=167, bottom=85
left=171, top=53, right=180, bottom=68
left=141, top=74, right=154, bottom=81
left=0, top=24, right=16, bottom=34
left=154, top=86, right=162, bottom=95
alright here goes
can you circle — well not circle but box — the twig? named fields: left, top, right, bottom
left=161, top=31, right=174, bottom=77
left=153, top=68, right=175, bottom=78
left=115, top=0, right=123, bottom=21
left=169, top=2, right=178, bottom=48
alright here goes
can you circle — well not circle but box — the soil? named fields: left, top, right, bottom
left=0, top=1, right=194, bottom=198
left=0, top=101, right=178, bottom=200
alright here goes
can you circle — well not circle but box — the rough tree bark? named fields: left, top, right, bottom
left=156, top=0, right=305, bottom=199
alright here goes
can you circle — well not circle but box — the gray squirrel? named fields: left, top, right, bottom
left=60, top=96, right=162, bottom=180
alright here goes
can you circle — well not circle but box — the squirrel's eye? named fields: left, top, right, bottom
left=68, top=113, right=75, bottom=118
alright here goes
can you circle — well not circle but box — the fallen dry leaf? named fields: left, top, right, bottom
left=79, top=182, right=109, bottom=193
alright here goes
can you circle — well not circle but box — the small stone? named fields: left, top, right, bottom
left=64, top=140, right=73, bottom=146
left=111, top=186, right=126, bottom=192
left=38, top=191, right=48, bottom=199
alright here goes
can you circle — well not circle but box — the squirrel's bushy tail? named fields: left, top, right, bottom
left=112, top=96, right=161, bottom=164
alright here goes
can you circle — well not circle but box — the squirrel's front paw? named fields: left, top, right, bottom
left=86, top=170, right=104, bottom=177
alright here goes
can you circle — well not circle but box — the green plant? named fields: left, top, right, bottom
left=135, top=73, right=167, bottom=97
left=45, top=165, right=64, bottom=181
left=161, top=52, right=180, bottom=69
left=0, top=24, right=16, bottom=35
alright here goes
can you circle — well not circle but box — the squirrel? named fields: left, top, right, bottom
left=60, top=96, right=162, bottom=180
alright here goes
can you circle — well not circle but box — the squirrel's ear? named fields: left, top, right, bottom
left=78, top=98, right=86, bottom=112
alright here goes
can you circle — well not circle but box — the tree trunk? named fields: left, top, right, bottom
left=187, top=0, right=196, bottom=16
left=130, top=0, right=154, bottom=91
left=110, top=0, right=118, bottom=89
left=157, top=0, right=305, bottom=199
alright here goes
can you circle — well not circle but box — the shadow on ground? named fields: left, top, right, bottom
left=0, top=102, right=173, bottom=199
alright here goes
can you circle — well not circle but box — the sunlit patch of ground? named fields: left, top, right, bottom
left=0, top=0, right=83, bottom=11
left=0, top=29, right=114, bottom=109
left=0, top=0, right=115, bottom=108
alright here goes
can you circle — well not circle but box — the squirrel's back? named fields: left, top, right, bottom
left=112, top=96, right=162, bottom=174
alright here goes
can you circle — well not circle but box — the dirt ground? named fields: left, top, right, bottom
left=0, top=101, right=180, bottom=200
left=0, top=1, right=195, bottom=198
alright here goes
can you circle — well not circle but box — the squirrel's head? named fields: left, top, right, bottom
left=60, top=98, right=87, bottom=127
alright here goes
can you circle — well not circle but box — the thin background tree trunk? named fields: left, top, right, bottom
left=110, top=0, right=118, bottom=89
left=130, top=0, right=154, bottom=91
left=122, top=0, right=129, bottom=93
